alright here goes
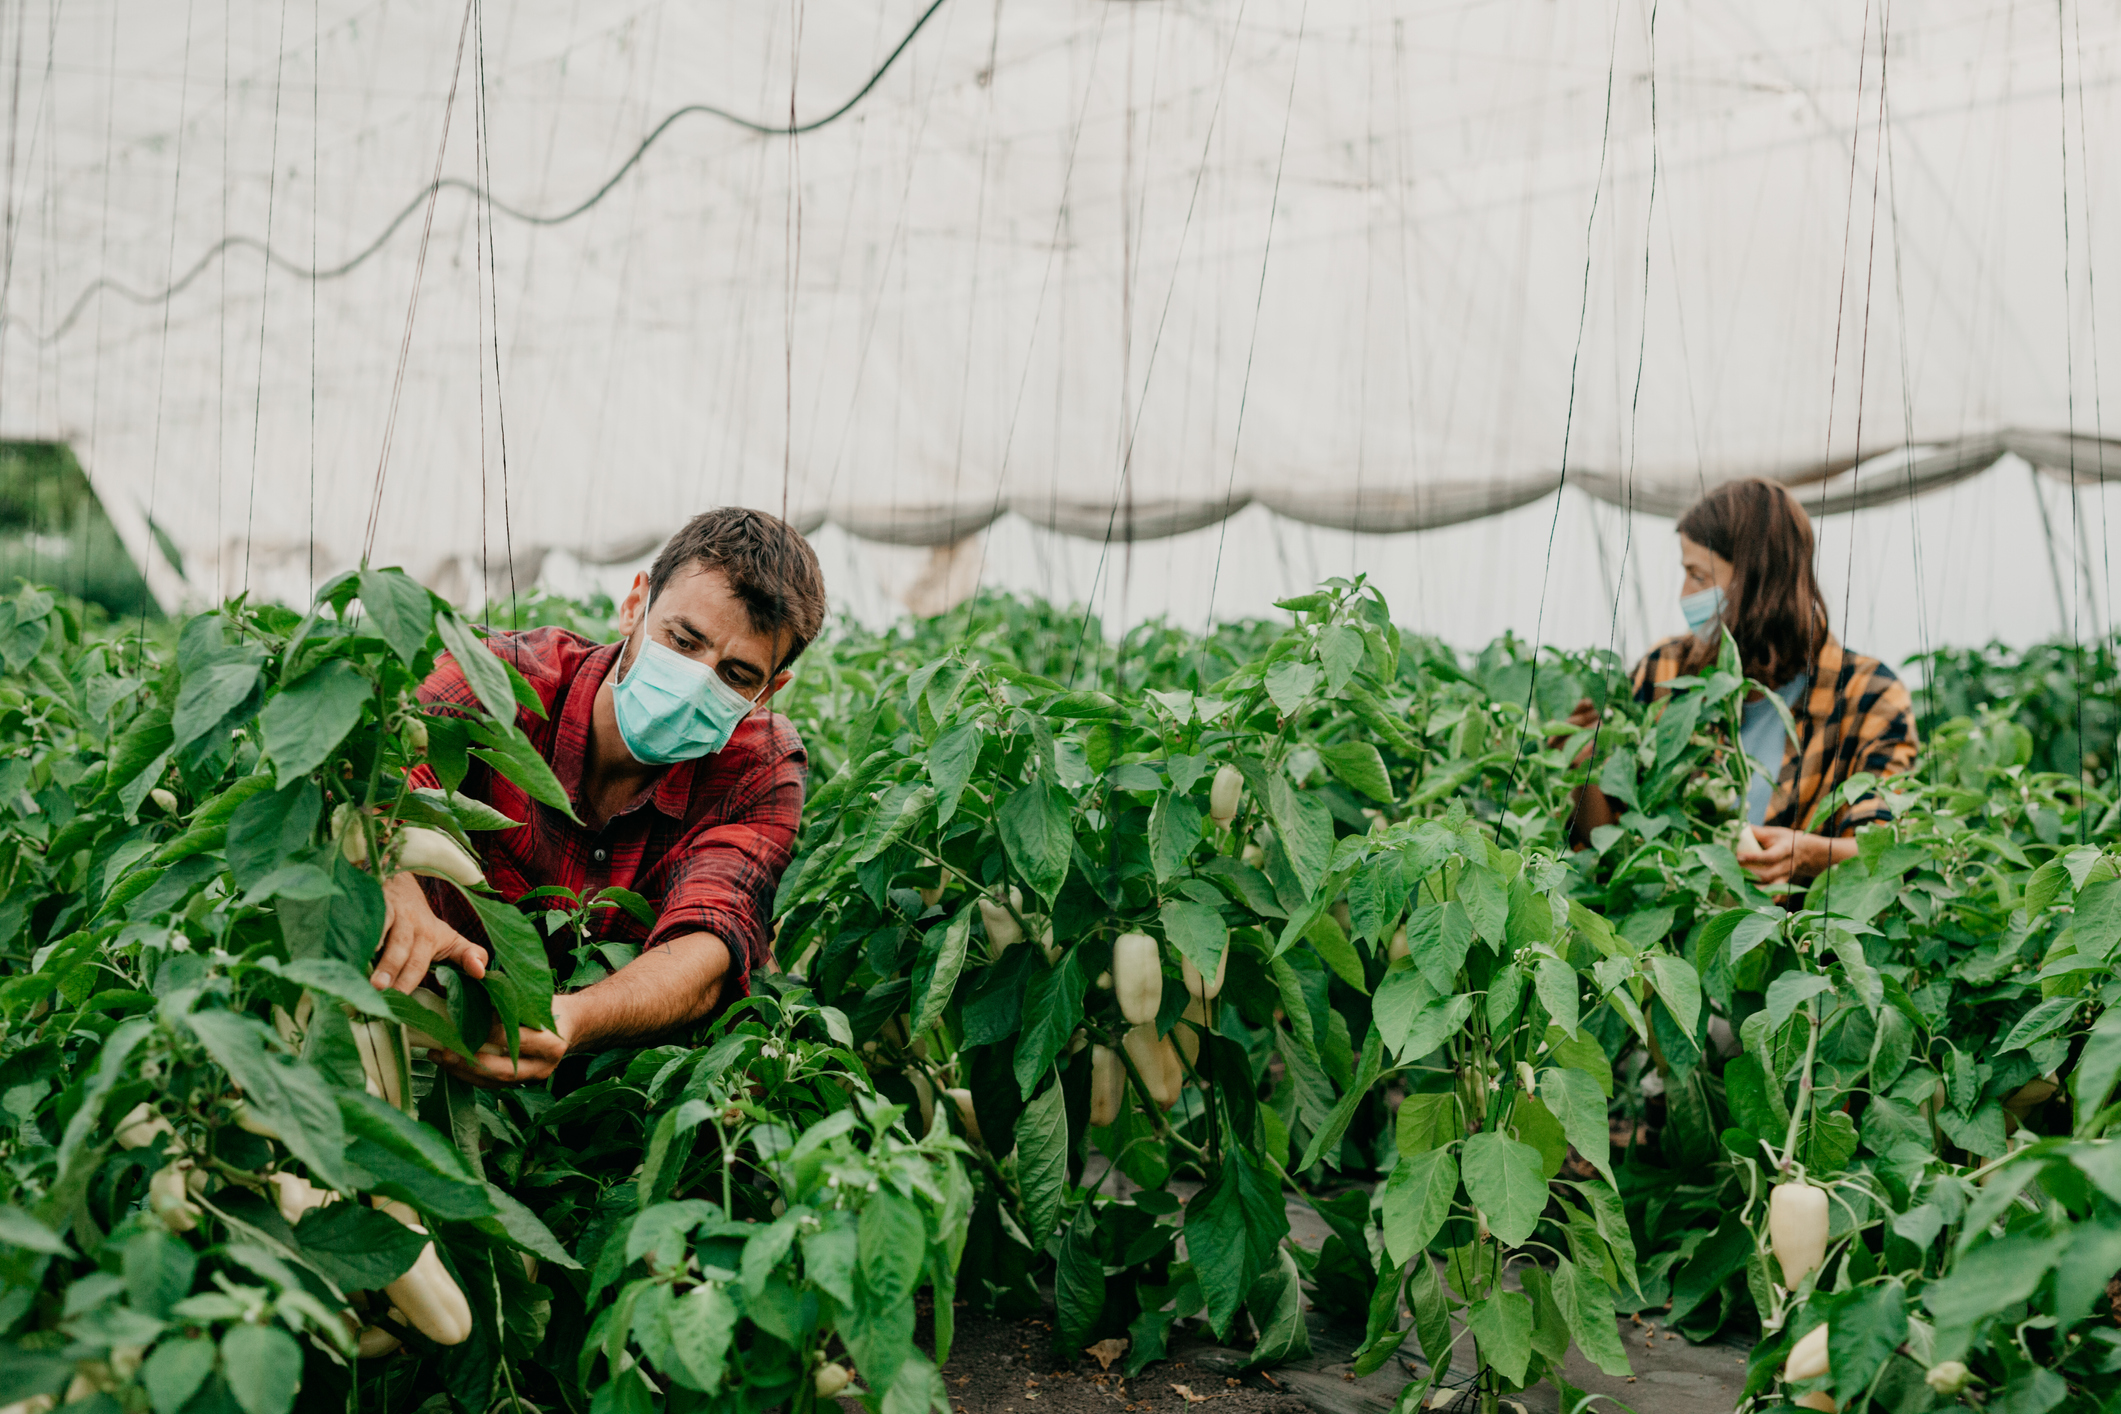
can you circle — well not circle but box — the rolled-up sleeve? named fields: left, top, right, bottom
left=646, top=740, right=807, bottom=997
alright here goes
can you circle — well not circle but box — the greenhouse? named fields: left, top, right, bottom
left=2, top=3, right=2121, bottom=1413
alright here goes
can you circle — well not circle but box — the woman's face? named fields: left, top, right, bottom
left=1679, top=534, right=1736, bottom=598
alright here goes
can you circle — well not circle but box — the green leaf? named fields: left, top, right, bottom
left=221, top=1322, right=304, bottom=1414
left=1552, top=1257, right=1631, bottom=1377
left=277, top=855, right=386, bottom=969
left=292, top=1202, right=425, bottom=1290
left=1766, top=971, right=1834, bottom=1031
left=226, top=781, right=324, bottom=890
left=357, top=566, right=437, bottom=668
left=1014, top=954, right=1086, bottom=1100
left=1043, top=689, right=1126, bottom=721
left=172, top=658, right=261, bottom=754
left=1055, top=1207, right=1105, bottom=1349
left=1385, top=992, right=1475, bottom=1064
left=1317, top=740, right=1391, bottom=802
left=1541, top=1066, right=1615, bottom=1187
left=2001, top=996, right=2079, bottom=1052
left=411, top=786, right=523, bottom=834
left=1147, top=791, right=1202, bottom=884
left=2075, top=877, right=2121, bottom=959
left=1264, top=661, right=1321, bottom=716
left=1185, top=1147, right=1288, bottom=1341
left=459, top=888, right=558, bottom=1031
left=1406, top=901, right=1475, bottom=992
left=1351, top=1260, right=1412, bottom=1377
left=928, top=723, right=983, bottom=829
left=1458, top=863, right=1508, bottom=945
left=2075, top=1009, right=2121, bottom=1127
left=337, top=1090, right=489, bottom=1217
left=1646, top=954, right=1701, bottom=1038
left=99, top=702, right=173, bottom=808
left=187, top=1011, right=350, bottom=1192
left=1923, top=1231, right=2068, bottom=1327
left=1346, top=852, right=1409, bottom=945
left=1300, top=1026, right=1384, bottom=1172
left=151, top=774, right=278, bottom=866
left=1459, top=1131, right=1549, bottom=1247
left=1829, top=1278, right=1909, bottom=1403
left=1396, top=1092, right=1457, bottom=1157
left=1511, top=1093, right=1568, bottom=1179
left=1466, top=1290, right=1534, bottom=1385
left=1868, top=1005, right=1915, bottom=1090
left=667, top=1282, right=739, bottom=1391
left=435, top=611, right=516, bottom=724
left=998, top=782, right=1073, bottom=908
left=1407, top=1256, right=1454, bottom=1378
left=467, top=719, right=581, bottom=824
left=1266, top=774, right=1333, bottom=899
left=1243, top=1247, right=1313, bottom=1369
left=858, top=1188, right=927, bottom=1309
left=1720, top=1054, right=1784, bottom=1143
left=142, top=1337, right=218, bottom=1414
left=1304, top=910, right=1368, bottom=993
left=478, top=1182, right=581, bottom=1269
left=1534, top=956, right=1579, bottom=1035
left=0, top=1203, right=71, bottom=1256
left=1382, top=1146, right=1458, bottom=1266
left=1015, top=1077, right=1069, bottom=1248
left=1318, top=624, right=1366, bottom=692
left=911, top=907, right=972, bottom=1037
left=1160, top=899, right=1228, bottom=985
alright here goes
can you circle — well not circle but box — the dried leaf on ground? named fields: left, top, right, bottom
left=1084, top=1338, right=1128, bottom=1371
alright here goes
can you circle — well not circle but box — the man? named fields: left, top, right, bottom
left=369, top=507, right=824, bottom=1085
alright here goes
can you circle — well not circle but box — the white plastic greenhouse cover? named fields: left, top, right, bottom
left=4, top=0, right=2121, bottom=669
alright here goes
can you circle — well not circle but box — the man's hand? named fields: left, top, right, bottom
left=434, top=994, right=576, bottom=1088
left=430, top=932, right=733, bottom=1087
left=374, top=873, right=489, bottom=994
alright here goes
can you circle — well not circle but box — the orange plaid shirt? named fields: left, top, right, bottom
left=1630, top=634, right=1919, bottom=835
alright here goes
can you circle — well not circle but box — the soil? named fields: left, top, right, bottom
left=929, top=1309, right=1314, bottom=1414
left=840, top=1302, right=1315, bottom=1414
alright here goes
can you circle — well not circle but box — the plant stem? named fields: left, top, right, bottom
left=1779, top=994, right=1822, bottom=1171
left=1112, top=1038, right=1209, bottom=1164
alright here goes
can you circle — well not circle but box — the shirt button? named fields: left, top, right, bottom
left=592, top=848, right=608, bottom=863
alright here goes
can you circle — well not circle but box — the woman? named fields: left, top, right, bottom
left=1571, top=478, right=1919, bottom=883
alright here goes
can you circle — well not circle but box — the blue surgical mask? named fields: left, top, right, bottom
left=1681, top=586, right=1725, bottom=636
left=611, top=614, right=766, bottom=766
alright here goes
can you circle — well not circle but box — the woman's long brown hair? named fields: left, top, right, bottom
left=1675, top=478, right=1829, bottom=687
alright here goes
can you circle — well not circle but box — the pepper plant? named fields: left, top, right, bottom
left=773, top=578, right=1645, bottom=1409
left=0, top=576, right=962, bottom=1414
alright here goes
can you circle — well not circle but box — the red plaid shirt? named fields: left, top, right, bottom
left=407, top=626, right=806, bottom=1003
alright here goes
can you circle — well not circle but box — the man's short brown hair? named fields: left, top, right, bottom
left=648, top=508, right=826, bottom=670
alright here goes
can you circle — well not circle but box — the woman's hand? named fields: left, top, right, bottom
left=1737, top=825, right=1822, bottom=884
left=1553, top=697, right=1601, bottom=764
left=373, top=873, right=490, bottom=993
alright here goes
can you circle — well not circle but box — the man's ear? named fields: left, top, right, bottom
left=759, top=669, right=793, bottom=708
left=617, top=573, right=649, bottom=637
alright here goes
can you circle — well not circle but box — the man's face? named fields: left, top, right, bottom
left=616, top=564, right=793, bottom=707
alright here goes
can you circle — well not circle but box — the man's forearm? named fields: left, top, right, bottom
left=563, top=932, right=732, bottom=1050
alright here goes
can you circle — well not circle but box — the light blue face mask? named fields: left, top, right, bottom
left=611, top=615, right=767, bottom=766
left=1680, top=585, right=1726, bottom=636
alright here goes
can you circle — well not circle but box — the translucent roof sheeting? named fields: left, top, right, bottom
left=3, top=0, right=2120, bottom=664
